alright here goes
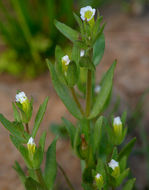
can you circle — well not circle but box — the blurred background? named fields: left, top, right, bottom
left=0, top=0, right=149, bottom=189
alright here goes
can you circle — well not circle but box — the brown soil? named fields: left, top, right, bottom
left=0, top=11, right=149, bottom=190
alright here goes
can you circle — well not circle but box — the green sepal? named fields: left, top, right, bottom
left=47, top=59, right=82, bottom=119
left=89, top=60, right=117, bottom=119
left=55, top=19, right=80, bottom=42
left=66, top=61, right=78, bottom=87
left=32, top=97, right=49, bottom=138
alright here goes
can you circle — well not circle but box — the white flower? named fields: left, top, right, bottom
left=95, top=173, right=102, bottom=180
left=113, top=116, right=122, bottom=126
left=16, top=91, right=27, bottom=104
left=80, top=6, right=96, bottom=21
left=108, top=159, right=119, bottom=170
left=62, top=55, right=70, bottom=66
left=80, top=50, right=85, bottom=57
left=27, top=137, right=36, bottom=155
left=94, top=85, right=101, bottom=93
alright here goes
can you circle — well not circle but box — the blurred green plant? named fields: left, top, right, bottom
left=0, top=0, right=74, bottom=78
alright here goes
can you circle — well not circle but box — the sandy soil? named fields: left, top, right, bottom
left=0, top=11, right=149, bottom=190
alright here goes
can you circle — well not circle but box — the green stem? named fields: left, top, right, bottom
left=85, top=69, right=92, bottom=117
left=35, top=168, right=48, bottom=190
left=25, top=123, right=30, bottom=134
left=70, top=87, right=84, bottom=116
left=58, top=163, right=75, bottom=190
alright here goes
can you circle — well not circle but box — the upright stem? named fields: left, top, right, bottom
left=85, top=69, right=92, bottom=117
left=58, top=163, right=75, bottom=190
left=35, top=168, right=48, bottom=190
left=25, top=123, right=30, bottom=134
left=70, top=87, right=84, bottom=116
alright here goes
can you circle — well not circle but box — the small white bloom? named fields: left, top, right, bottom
left=27, top=137, right=35, bottom=146
left=108, top=159, right=119, bottom=170
left=94, top=85, right=101, bottom=93
left=62, top=55, right=70, bottom=66
left=113, top=116, right=122, bottom=126
left=95, top=173, right=102, bottom=180
left=80, top=6, right=96, bottom=21
left=80, top=50, right=85, bottom=57
left=16, top=91, right=27, bottom=104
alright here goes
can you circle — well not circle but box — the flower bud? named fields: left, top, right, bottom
left=61, top=55, right=70, bottom=76
left=94, top=85, right=101, bottom=94
left=113, top=116, right=122, bottom=137
left=80, top=49, right=85, bottom=57
left=80, top=6, right=96, bottom=27
left=108, top=159, right=120, bottom=178
left=27, top=137, right=36, bottom=157
left=95, top=173, right=104, bottom=188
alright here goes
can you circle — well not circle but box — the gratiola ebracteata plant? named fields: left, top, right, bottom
left=0, top=6, right=136, bottom=190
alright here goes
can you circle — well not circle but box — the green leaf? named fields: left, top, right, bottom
left=44, top=138, right=57, bottom=190
left=111, top=147, right=118, bottom=160
left=93, top=116, right=103, bottom=154
left=119, top=138, right=136, bottom=160
left=0, top=114, right=26, bottom=142
left=89, top=61, right=117, bottom=119
left=66, top=61, right=78, bottom=87
left=25, top=177, right=43, bottom=190
left=12, top=103, right=21, bottom=122
left=96, top=158, right=106, bottom=178
left=62, top=117, right=76, bottom=148
left=55, top=20, right=79, bottom=42
left=32, top=97, right=49, bottom=138
left=47, top=59, right=82, bottom=119
left=33, top=147, right=44, bottom=169
left=10, top=135, right=32, bottom=168
left=116, top=168, right=129, bottom=186
left=123, top=178, right=136, bottom=190
left=13, top=161, right=26, bottom=185
left=39, top=131, right=46, bottom=151
left=93, top=33, right=105, bottom=66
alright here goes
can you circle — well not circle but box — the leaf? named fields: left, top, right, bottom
left=39, top=131, right=46, bottom=151
left=44, top=138, right=57, bottom=190
left=93, top=33, right=105, bottom=66
left=119, top=138, right=136, bottom=160
left=25, top=177, right=43, bottom=190
left=13, top=161, right=26, bottom=185
left=116, top=168, right=129, bottom=186
left=62, top=117, right=76, bottom=148
left=66, top=61, right=78, bottom=87
left=93, top=116, right=103, bottom=154
left=32, top=97, right=49, bottom=138
left=33, top=147, right=44, bottom=169
left=0, top=114, right=26, bottom=142
left=111, top=147, right=118, bottom=160
left=47, top=59, right=82, bottom=119
left=89, top=61, right=117, bottom=119
left=123, top=178, right=136, bottom=190
left=55, top=20, right=79, bottom=42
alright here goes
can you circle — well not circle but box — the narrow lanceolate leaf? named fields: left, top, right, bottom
left=0, top=114, right=26, bottom=142
left=62, top=117, right=76, bottom=148
left=116, top=168, right=130, bottom=186
left=32, top=97, right=49, bottom=138
left=44, top=138, right=57, bottom=190
left=47, top=59, right=82, bottom=119
left=54, top=20, right=79, bottom=42
left=93, top=33, right=105, bottom=66
left=119, top=138, right=136, bottom=160
left=93, top=116, right=103, bottom=154
left=39, top=131, right=47, bottom=151
left=25, top=177, right=43, bottom=190
left=123, top=178, right=136, bottom=190
left=13, top=161, right=26, bottom=185
left=89, top=61, right=117, bottom=119
left=12, top=103, right=21, bottom=122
